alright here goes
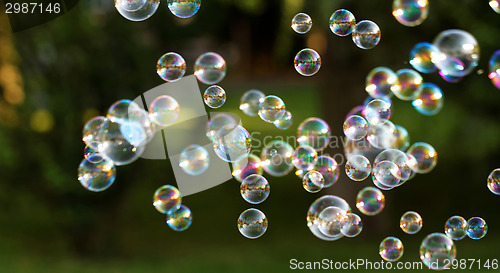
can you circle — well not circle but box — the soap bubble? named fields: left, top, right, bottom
left=149, top=95, right=180, bottom=127
left=487, top=168, right=500, bottom=195
left=291, top=13, right=312, bottom=34
left=274, top=110, right=293, bottom=130
left=420, top=233, right=456, bottom=270
left=297, top=117, right=331, bottom=151
left=373, top=161, right=401, bottom=188
left=166, top=204, right=192, bottom=231
left=213, top=124, right=251, bottom=163
left=406, top=142, right=437, bottom=174
left=341, top=213, right=363, bottom=237
left=258, top=95, right=286, bottom=123
left=379, top=237, right=404, bottom=262
left=307, top=195, right=351, bottom=241
left=356, top=187, right=385, bottom=216
left=372, top=175, right=394, bottom=191
left=374, top=149, right=413, bottom=182
left=78, top=155, right=116, bottom=192
left=203, top=85, right=226, bottom=109
left=84, top=145, right=100, bottom=162
left=153, top=185, right=181, bottom=214
left=488, top=50, right=500, bottom=89
left=194, top=52, right=227, bottom=84
left=107, top=99, right=156, bottom=142
left=345, top=155, right=371, bottom=181
left=433, top=29, right=479, bottom=77
left=240, top=89, right=265, bottom=116
left=206, top=113, right=236, bottom=142
left=392, top=125, right=410, bottom=150
left=392, top=0, right=429, bottom=27
left=240, top=174, right=270, bottom=204
left=314, top=155, right=340, bottom=187
left=410, top=42, right=440, bottom=73
left=232, top=154, right=263, bottom=182
left=83, top=116, right=106, bottom=150
left=490, top=0, right=500, bottom=13
left=156, top=52, right=186, bottom=82
left=352, top=20, right=381, bottom=50
left=394, top=69, right=423, bottom=101
left=261, top=140, right=294, bottom=177
left=343, top=115, right=368, bottom=141
left=294, top=48, right=321, bottom=76
left=400, top=211, right=423, bottom=234
left=179, top=144, right=209, bottom=175
left=302, top=171, right=324, bottom=193
left=366, top=120, right=396, bottom=150
left=238, top=208, right=268, bottom=239
left=115, top=0, right=160, bottom=21
left=167, top=0, right=201, bottom=18
left=329, top=9, right=356, bottom=36
left=412, top=82, right=443, bottom=116
left=445, top=216, right=467, bottom=241
left=366, top=67, right=398, bottom=98
left=292, top=145, right=318, bottom=171
left=365, top=99, right=392, bottom=125
left=467, top=217, right=488, bottom=239
left=318, top=206, right=347, bottom=237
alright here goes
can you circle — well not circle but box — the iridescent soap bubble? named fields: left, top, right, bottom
left=467, top=217, right=488, bottom=239
left=366, top=67, right=398, bottom=98
left=367, top=120, right=396, bottom=150
left=356, top=187, right=385, bottom=216
left=238, top=208, right=268, bottom=239
left=78, top=155, right=116, bottom=192
left=84, top=145, right=99, bottom=162
left=433, top=29, right=480, bottom=77
left=373, top=161, right=401, bottom=188
left=194, top=52, right=227, bottom=85
left=302, top=171, right=324, bottom=193
left=232, top=154, right=263, bottom=182
left=166, top=204, right=192, bottom=231
left=213, top=124, right=251, bottom=163
left=314, top=155, right=340, bottom=187
left=341, top=213, right=363, bottom=237
left=292, top=145, right=318, bottom=171
left=149, top=95, right=180, bottom=127
left=490, top=0, right=500, bottom=13
left=392, top=0, right=429, bottom=27
left=297, top=117, right=331, bottom=151
left=410, top=42, right=440, bottom=73
left=400, top=211, right=423, bottom=234
left=294, top=49, right=321, bottom=76
left=240, top=89, right=265, bottom=116
left=179, top=144, right=209, bottom=175
left=379, top=237, right=404, bottom=262
left=261, top=140, right=294, bottom=177
left=372, top=175, right=393, bottom=191
left=343, top=115, right=368, bottom=141
left=365, top=99, right=392, bottom=125
left=318, top=206, right=347, bottom=237
left=258, top=95, right=286, bottom=123
left=412, top=82, right=443, bottom=116
left=206, top=113, right=236, bottom=142
left=392, top=125, right=410, bottom=150
left=374, top=148, right=413, bottom=182
left=115, top=0, right=160, bottom=21
left=167, top=0, right=201, bottom=18
left=307, top=195, right=351, bottom=241
left=488, top=50, right=500, bottom=89
left=329, top=9, right=356, bottom=36
left=487, top=168, right=500, bottom=195
left=445, top=216, right=467, bottom=240
left=291, top=13, right=312, bottom=34
left=394, top=69, right=423, bottom=101
left=274, top=110, right=293, bottom=130
left=83, top=116, right=106, bottom=150
left=420, top=233, right=456, bottom=270
left=407, top=142, right=437, bottom=174
left=203, top=85, right=226, bottom=109
left=240, top=174, right=270, bottom=204
left=153, top=185, right=181, bottom=214
left=98, top=118, right=145, bottom=166
left=352, top=20, right=381, bottom=50
left=345, top=155, right=372, bottom=181
left=106, top=99, right=156, bottom=142
left=157, top=52, right=186, bottom=82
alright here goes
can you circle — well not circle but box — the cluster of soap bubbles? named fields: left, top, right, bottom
left=330, top=9, right=381, bottom=50
left=153, top=185, right=192, bottom=231
left=239, top=89, right=293, bottom=130
left=238, top=174, right=270, bottom=239
left=445, top=216, right=488, bottom=240
left=115, top=0, right=201, bottom=22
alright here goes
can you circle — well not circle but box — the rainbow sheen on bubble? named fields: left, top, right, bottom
left=153, top=185, right=181, bottom=214
left=341, top=213, right=363, bottom=237
left=373, top=161, right=400, bottom=189
left=238, top=208, right=268, bottom=239
left=291, top=13, right=312, bottom=34
left=365, top=99, right=392, bottom=125
left=490, top=0, right=500, bottom=13
left=343, top=115, right=368, bottom=141
left=258, top=95, right=286, bottom=123
left=274, top=110, right=293, bottom=130
left=302, top=171, right=324, bottom=193
left=487, top=168, right=500, bottom=195
left=292, top=145, right=318, bottom=171
left=203, top=85, right=226, bottom=109
left=374, top=149, right=413, bottom=182
left=179, top=144, right=209, bottom=175
left=261, top=140, right=294, bottom=177
left=410, top=42, right=440, bottom=73
left=394, top=69, right=423, bottom=101
left=314, top=155, right=340, bottom=188
left=367, top=120, right=396, bottom=150
left=240, top=174, right=270, bottom=204
left=307, top=195, right=351, bottom=241
left=294, top=48, right=321, bottom=76
left=232, top=154, right=263, bottom=182
left=83, top=116, right=106, bottom=150
left=379, top=237, right=404, bottom=262
left=400, top=211, right=423, bottom=234
left=356, top=186, right=385, bottom=216
left=433, top=29, right=480, bottom=77
left=392, top=0, right=429, bottom=27
left=240, top=89, right=265, bottom=116
left=78, top=155, right=116, bottom=192
left=407, top=142, right=437, bottom=174
left=166, top=204, right=192, bottom=231
left=156, top=52, right=186, bottom=82
left=297, top=117, right=331, bottom=151
left=213, top=124, right=251, bottom=163
left=167, top=0, right=201, bottom=18
left=412, top=82, right=443, bottom=116
left=84, top=145, right=99, bottom=162
left=366, top=67, right=398, bottom=98
left=206, top=113, right=236, bottom=142
left=467, top=217, right=488, bottom=240
left=345, top=155, right=372, bottom=181
left=329, top=9, right=356, bottom=36
left=352, top=20, right=381, bottom=50
left=420, top=233, right=456, bottom=270
left=149, top=95, right=180, bottom=127
left=318, top=206, right=347, bottom=237
left=488, top=50, right=500, bottom=89
left=194, top=52, right=227, bottom=84
left=445, top=216, right=467, bottom=241
left=115, top=0, right=160, bottom=22
left=392, top=125, right=410, bottom=150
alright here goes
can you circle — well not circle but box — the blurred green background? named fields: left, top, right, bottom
left=1, top=0, right=500, bottom=272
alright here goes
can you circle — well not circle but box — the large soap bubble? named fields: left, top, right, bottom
left=420, top=233, right=456, bottom=270
left=307, top=195, right=351, bottom=241
left=352, top=20, right=381, bottom=50
left=194, top=52, right=227, bottom=85
left=213, top=124, right=251, bottom=163
left=433, top=29, right=479, bottom=77
left=115, top=0, right=160, bottom=21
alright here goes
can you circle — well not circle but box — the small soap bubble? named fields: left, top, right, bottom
left=395, top=69, right=423, bottom=101
left=307, top=195, right=351, bottom=241
left=153, top=185, right=181, bottom=214
left=366, top=67, right=398, bottom=98
left=467, top=217, right=488, bottom=240
left=157, top=52, right=186, bottom=82
left=291, top=13, right=312, bottom=34
left=400, top=211, right=423, bottom=234
left=345, top=155, right=372, bottom=181
left=410, top=42, right=440, bottom=73
left=274, top=110, right=293, bottom=130
left=314, top=155, right=340, bottom=188
left=194, top=52, right=227, bottom=85
left=329, top=9, right=356, bottom=36
left=240, top=174, right=270, bottom=204
left=232, top=154, right=263, bottom=182
left=261, top=140, right=294, bottom=177
left=240, top=89, right=265, bottom=116
left=203, top=85, right=226, bottom=109
left=78, top=155, right=116, bottom=192
left=343, top=115, right=368, bottom=141
left=166, top=204, right=192, bottom=231
left=406, top=142, right=437, bottom=174
left=445, top=216, right=467, bottom=241
left=365, top=99, right=392, bottom=125
left=341, top=213, right=363, bottom=237
left=433, top=29, right=479, bottom=77
left=302, top=171, right=324, bottom=193
left=420, top=233, right=456, bottom=270
left=318, top=206, right=347, bottom=237
left=294, top=48, right=321, bottom=76
left=488, top=50, right=500, bottom=89
left=115, top=0, right=160, bottom=22
left=258, top=95, right=286, bottom=123
left=179, top=144, right=209, bottom=175
left=167, top=0, right=201, bottom=18
left=297, top=117, right=331, bottom=151
left=149, top=95, right=180, bottom=127
left=213, top=124, right=251, bottom=163
left=292, top=145, right=318, bottom=171
left=356, top=187, right=385, bottom=216
left=83, top=116, right=106, bottom=150
left=412, top=82, right=443, bottom=116
left=352, top=20, right=381, bottom=50
left=238, top=208, right=268, bottom=239
left=487, top=168, right=500, bottom=195
left=392, top=125, right=410, bottom=151
left=392, top=0, right=429, bottom=27
left=379, top=237, right=404, bottom=262
left=490, top=0, right=500, bottom=13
